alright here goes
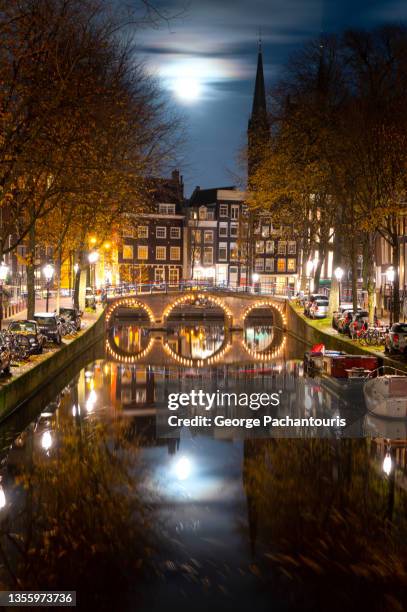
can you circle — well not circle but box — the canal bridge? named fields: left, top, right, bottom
left=105, top=288, right=288, bottom=330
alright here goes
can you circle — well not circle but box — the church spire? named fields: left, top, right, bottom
left=251, top=39, right=267, bottom=120
left=248, top=39, right=269, bottom=180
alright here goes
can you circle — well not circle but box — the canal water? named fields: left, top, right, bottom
left=0, top=316, right=405, bottom=611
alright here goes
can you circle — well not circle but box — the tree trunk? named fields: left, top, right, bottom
left=362, top=232, right=376, bottom=325
left=392, top=237, right=400, bottom=323
left=351, top=236, right=359, bottom=312
left=26, top=223, right=36, bottom=319
left=55, top=249, right=62, bottom=313
left=313, top=258, right=323, bottom=292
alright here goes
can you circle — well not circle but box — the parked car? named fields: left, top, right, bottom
left=33, top=313, right=62, bottom=345
left=304, top=294, right=327, bottom=317
left=59, top=307, right=82, bottom=331
left=7, top=320, right=45, bottom=354
left=85, top=287, right=96, bottom=310
left=309, top=298, right=329, bottom=319
left=332, top=304, right=356, bottom=329
left=385, top=322, right=407, bottom=355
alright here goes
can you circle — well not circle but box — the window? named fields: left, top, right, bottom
left=155, top=267, right=165, bottom=282
left=170, top=246, right=180, bottom=260
left=255, top=258, right=264, bottom=272
left=231, top=205, right=239, bottom=219
left=138, top=226, right=148, bottom=238
left=193, top=247, right=201, bottom=264
left=190, top=210, right=198, bottom=220
left=265, top=258, right=274, bottom=271
left=261, top=225, right=270, bottom=238
left=219, top=223, right=228, bottom=237
left=137, top=246, right=148, bottom=260
left=199, top=206, right=207, bottom=220
left=122, top=226, right=135, bottom=238
left=277, top=258, right=286, bottom=272
left=170, top=227, right=181, bottom=239
left=207, top=211, right=215, bottom=220
left=230, top=223, right=238, bottom=237
left=254, top=223, right=261, bottom=235
left=156, top=226, right=166, bottom=239
left=191, top=229, right=201, bottom=243
left=230, top=242, right=238, bottom=260
left=287, top=258, right=296, bottom=272
left=169, top=268, right=179, bottom=284
left=278, top=241, right=287, bottom=255
left=265, top=240, right=274, bottom=254
left=159, top=203, right=175, bottom=215
left=203, top=247, right=213, bottom=264
left=219, top=204, right=228, bottom=217
left=122, top=244, right=133, bottom=260
left=255, top=240, right=264, bottom=254
left=218, top=242, right=227, bottom=260
left=156, top=246, right=166, bottom=260
left=204, top=230, right=213, bottom=243
left=288, top=241, right=297, bottom=254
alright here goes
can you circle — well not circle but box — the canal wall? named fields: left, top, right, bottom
left=0, top=310, right=105, bottom=422
left=286, top=302, right=407, bottom=370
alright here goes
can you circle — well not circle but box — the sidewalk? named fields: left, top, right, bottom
left=1, top=296, right=75, bottom=329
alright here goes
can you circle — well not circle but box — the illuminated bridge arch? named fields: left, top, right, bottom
left=105, top=297, right=155, bottom=326
left=242, top=299, right=287, bottom=328
left=162, top=292, right=233, bottom=321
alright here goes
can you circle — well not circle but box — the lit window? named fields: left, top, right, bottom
left=255, top=258, right=264, bottom=272
left=156, top=246, right=166, bottom=260
left=230, top=243, right=238, bottom=260
left=203, top=247, right=213, bottom=264
left=159, top=204, right=175, bottom=215
left=288, top=241, right=297, bottom=254
left=170, top=227, right=181, bottom=239
left=156, top=226, right=167, bottom=239
left=138, top=226, right=148, bottom=238
left=191, top=229, right=201, bottom=243
left=254, top=223, right=261, bottom=235
left=122, top=226, right=135, bottom=238
left=277, top=258, right=286, bottom=272
left=230, top=223, right=238, bottom=237
left=204, top=230, right=213, bottom=243
left=265, top=258, right=274, bottom=271
left=155, top=267, right=165, bottom=282
left=169, top=268, right=179, bottom=284
left=199, top=206, right=207, bottom=220
left=219, top=204, right=228, bottom=217
left=122, top=244, right=133, bottom=260
left=265, top=240, right=274, bottom=254
left=231, top=205, right=239, bottom=219
left=193, top=247, right=201, bottom=264
left=261, top=225, right=270, bottom=238
left=255, top=240, right=264, bottom=254
left=137, top=246, right=148, bottom=260
left=278, top=241, right=287, bottom=255
left=170, top=247, right=180, bottom=260
left=287, top=258, right=296, bottom=271
left=218, top=242, right=227, bottom=260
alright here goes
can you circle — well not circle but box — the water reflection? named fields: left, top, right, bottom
left=109, top=324, right=151, bottom=355
left=166, top=322, right=226, bottom=360
left=244, top=323, right=274, bottom=352
left=0, top=322, right=406, bottom=611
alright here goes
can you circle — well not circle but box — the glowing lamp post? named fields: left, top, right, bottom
left=88, top=251, right=99, bottom=293
left=334, top=266, right=344, bottom=307
left=43, top=264, right=54, bottom=312
left=386, top=266, right=395, bottom=326
left=0, top=261, right=9, bottom=328
left=252, top=273, right=259, bottom=294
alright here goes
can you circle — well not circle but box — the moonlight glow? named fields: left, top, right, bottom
left=174, top=75, right=201, bottom=102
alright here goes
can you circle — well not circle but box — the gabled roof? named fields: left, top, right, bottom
left=189, top=186, right=235, bottom=206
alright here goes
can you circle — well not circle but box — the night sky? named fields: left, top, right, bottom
left=133, top=0, right=407, bottom=195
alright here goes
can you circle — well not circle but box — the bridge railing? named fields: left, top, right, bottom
left=103, top=281, right=295, bottom=300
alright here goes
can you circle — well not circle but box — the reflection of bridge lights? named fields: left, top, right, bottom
left=86, top=389, right=97, bottom=413
left=0, top=484, right=6, bottom=509
left=105, top=336, right=154, bottom=364
left=382, top=452, right=393, bottom=476
left=41, top=430, right=53, bottom=451
left=241, top=335, right=286, bottom=361
left=163, top=337, right=231, bottom=367
left=175, top=456, right=192, bottom=481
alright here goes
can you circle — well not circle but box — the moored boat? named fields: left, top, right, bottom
left=364, top=368, right=407, bottom=419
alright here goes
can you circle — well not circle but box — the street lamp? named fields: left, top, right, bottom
left=88, top=251, right=99, bottom=293
left=386, top=266, right=395, bottom=326
left=0, top=261, right=9, bottom=329
left=334, top=266, right=344, bottom=307
left=43, top=264, right=54, bottom=312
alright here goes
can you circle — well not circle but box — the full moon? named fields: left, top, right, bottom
left=173, top=76, right=201, bottom=102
